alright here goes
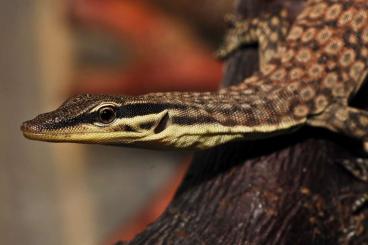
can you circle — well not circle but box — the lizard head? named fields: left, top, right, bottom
left=21, top=93, right=246, bottom=149
left=21, top=93, right=177, bottom=148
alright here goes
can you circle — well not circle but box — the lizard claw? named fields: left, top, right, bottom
left=336, top=157, right=368, bottom=213
left=216, top=16, right=252, bottom=60
left=338, top=157, right=368, bottom=182
left=352, top=193, right=368, bottom=213
left=224, top=14, right=238, bottom=28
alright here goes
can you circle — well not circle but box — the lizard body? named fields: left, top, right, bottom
left=216, top=8, right=291, bottom=68
left=22, top=0, right=368, bottom=152
left=21, top=0, right=368, bottom=217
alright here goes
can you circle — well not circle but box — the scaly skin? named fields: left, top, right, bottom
left=216, top=8, right=291, bottom=68
left=22, top=0, right=368, bottom=209
left=22, top=0, right=368, bottom=151
left=218, top=0, right=368, bottom=215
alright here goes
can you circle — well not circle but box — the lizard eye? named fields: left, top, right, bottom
left=98, top=106, right=117, bottom=124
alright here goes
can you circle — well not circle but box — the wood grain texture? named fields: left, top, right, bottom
left=124, top=0, right=368, bottom=244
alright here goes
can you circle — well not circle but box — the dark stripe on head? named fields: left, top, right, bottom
left=118, top=103, right=188, bottom=118
left=35, top=102, right=191, bottom=131
left=35, top=111, right=99, bottom=131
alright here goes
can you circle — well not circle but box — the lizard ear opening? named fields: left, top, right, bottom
left=154, top=112, right=170, bottom=134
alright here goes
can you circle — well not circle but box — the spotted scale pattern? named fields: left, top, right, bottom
left=217, top=8, right=291, bottom=69
left=22, top=0, right=368, bottom=151
left=21, top=0, right=368, bottom=224
left=217, top=0, right=368, bottom=143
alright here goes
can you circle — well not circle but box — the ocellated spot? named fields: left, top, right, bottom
left=350, top=61, right=365, bottom=80
left=351, top=10, right=367, bottom=31
left=308, top=64, right=324, bottom=79
left=281, top=49, right=295, bottom=63
left=289, top=68, right=305, bottom=80
left=316, top=28, right=333, bottom=44
left=324, top=39, right=344, bottom=55
left=337, top=8, right=354, bottom=26
left=300, top=86, right=316, bottom=101
left=302, top=28, right=317, bottom=43
left=322, top=72, right=338, bottom=88
left=309, top=3, right=328, bottom=19
left=288, top=26, right=304, bottom=41
left=339, top=49, right=356, bottom=67
left=325, top=4, right=342, bottom=21
left=293, top=105, right=310, bottom=117
left=296, top=48, right=312, bottom=63
left=314, top=95, right=329, bottom=113
left=287, top=82, right=300, bottom=92
left=270, top=68, right=286, bottom=81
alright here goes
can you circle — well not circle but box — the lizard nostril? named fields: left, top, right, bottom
left=21, top=119, right=40, bottom=133
left=21, top=120, right=33, bottom=132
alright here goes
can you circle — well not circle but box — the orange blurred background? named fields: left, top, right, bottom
left=0, top=0, right=231, bottom=244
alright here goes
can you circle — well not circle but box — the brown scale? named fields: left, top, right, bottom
left=22, top=0, right=368, bottom=211
left=217, top=8, right=291, bottom=67
left=216, top=0, right=368, bottom=211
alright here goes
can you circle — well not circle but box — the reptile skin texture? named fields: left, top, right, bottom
left=22, top=0, right=368, bottom=151
left=21, top=0, right=368, bottom=217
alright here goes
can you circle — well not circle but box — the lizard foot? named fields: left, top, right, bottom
left=223, top=14, right=237, bottom=28
left=215, top=15, right=254, bottom=60
left=339, top=158, right=368, bottom=183
left=216, top=8, right=291, bottom=69
left=352, top=193, right=368, bottom=213
left=337, top=157, right=368, bottom=213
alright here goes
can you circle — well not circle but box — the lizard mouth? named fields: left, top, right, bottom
left=21, top=130, right=115, bottom=143
left=22, top=131, right=67, bottom=142
left=21, top=121, right=92, bottom=142
left=21, top=109, right=172, bottom=144
left=21, top=120, right=44, bottom=137
left=20, top=119, right=108, bottom=143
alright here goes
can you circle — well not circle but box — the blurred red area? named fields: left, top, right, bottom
left=69, top=0, right=222, bottom=95
left=68, top=0, right=223, bottom=243
left=106, top=160, right=190, bottom=244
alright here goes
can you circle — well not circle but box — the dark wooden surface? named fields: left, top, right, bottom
left=125, top=0, right=368, bottom=244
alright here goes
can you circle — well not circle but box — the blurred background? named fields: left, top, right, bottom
left=0, top=0, right=233, bottom=244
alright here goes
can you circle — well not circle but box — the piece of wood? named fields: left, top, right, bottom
left=124, top=1, right=368, bottom=244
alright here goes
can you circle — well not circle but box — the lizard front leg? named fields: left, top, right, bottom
left=308, top=103, right=368, bottom=212
left=216, top=14, right=260, bottom=59
left=339, top=158, right=368, bottom=212
left=216, top=9, right=290, bottom=68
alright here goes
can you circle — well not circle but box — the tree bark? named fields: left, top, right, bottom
left=125, top=0, right=368, bottom=244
